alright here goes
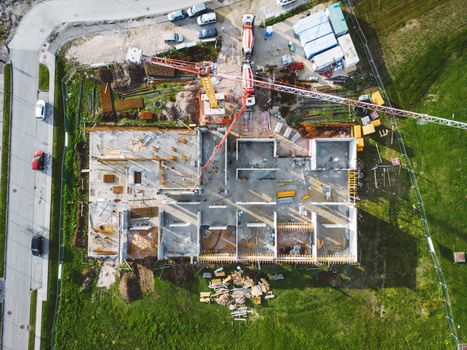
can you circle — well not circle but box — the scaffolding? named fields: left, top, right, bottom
left=347, top=170, right=357, bottom=202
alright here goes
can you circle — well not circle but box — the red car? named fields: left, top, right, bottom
left=32, top=151, right=45, bottom=171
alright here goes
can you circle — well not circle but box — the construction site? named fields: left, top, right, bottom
left=82, top=2, right=464, bottom=270
left=41, top=0, right=466, bottom=348
left=88, top=126, right=358, bottom=264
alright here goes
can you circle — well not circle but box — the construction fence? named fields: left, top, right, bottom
left=345, top=1, right=459, bottom=348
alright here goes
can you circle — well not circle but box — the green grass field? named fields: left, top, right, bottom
left=355, top=0, right=466, bottom=343
left=28, top=290, right=38, bottom=350
left=49, top=1, right=466, bottom=349
left=0, top=64, right=12, bottom=278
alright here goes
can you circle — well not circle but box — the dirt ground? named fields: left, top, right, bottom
left=64, top=0, right=329, bottom=85
left=128, top=227, right=158, bottom=259
left=96, top=260, right=117, bottom=288
left=118, top=262, right=155, bottom=301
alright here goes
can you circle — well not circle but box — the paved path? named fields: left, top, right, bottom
left=3, top=1, right=201, bottom=349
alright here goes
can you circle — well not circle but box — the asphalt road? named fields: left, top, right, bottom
left=3, top=0, right=202, bottom=349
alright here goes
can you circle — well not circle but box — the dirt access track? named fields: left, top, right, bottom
left=67, top=3, right=315, bottom=61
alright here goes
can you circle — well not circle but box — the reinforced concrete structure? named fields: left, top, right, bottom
left=87, top=127, right=358, bottom=264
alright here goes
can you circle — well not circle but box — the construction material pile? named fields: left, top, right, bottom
left=199, top=267, right=275, bottom=321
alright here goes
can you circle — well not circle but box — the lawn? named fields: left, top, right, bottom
left=0, top=64, right=12, bottom=278
left=355, top=0, right=467, bottom=343
left=40, top=56, right=66, bottom=349
left=39, top=63, right=50, bottom=92
left=28, top=290, right=38, bottom=350
left=49, top=2, right=465, bottom=349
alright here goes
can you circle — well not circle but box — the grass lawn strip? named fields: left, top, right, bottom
left=0, top=63, right=12, bottom=278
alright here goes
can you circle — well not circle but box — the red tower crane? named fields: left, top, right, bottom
left=133, top=53, right=467, bottom=190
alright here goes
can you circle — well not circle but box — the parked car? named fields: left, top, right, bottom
left=199, top=28, right=218, bottom=40
left=187, top=2, right=207, bottom=17
left=276, top=0, right=296, bottom=5
left=32, top=150, right=45, bottom=171
left=167, top=9, right=186, bottom=22
left=197, top=12, right=217, bottom=26
left=35, top=99, right=46, bottom=119
left=164, top=33, right=184, bottom=43
left=31, top=235, right=44, bottom=256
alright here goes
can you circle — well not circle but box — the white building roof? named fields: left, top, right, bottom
left=298, top=21, right=333, bottom=47
left=293, top=11, right=327, bottom=35
left=338, top=34, right=359, bottom=68
left=303, top=33, right=337, bottom=59
left=311, top=46, right=344, bottom=71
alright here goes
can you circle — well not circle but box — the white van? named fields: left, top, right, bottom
left=187, top=3, right=207, bottom=18
left=197, top=12, right=217, bottom=26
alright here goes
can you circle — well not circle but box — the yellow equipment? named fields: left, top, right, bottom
left=277, top=190, right=296, bottom=198
left=353, top=125, right=362, bottom=138
left=371, top=90, right=385, bottom=106
left=356, top=138, right=364, bottom=152
left=200, top=76, right=219, bottom=109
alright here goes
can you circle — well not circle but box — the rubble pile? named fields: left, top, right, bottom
left=199, top=267, right=275, bottom=321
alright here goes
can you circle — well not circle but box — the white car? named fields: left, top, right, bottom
left=187, top=3, right=207, bottom=18
left=164, top=33, right=184, bottom=43
left=35, top=99, right=46, bottom=119
left=197, top=12, right=217, bottom=26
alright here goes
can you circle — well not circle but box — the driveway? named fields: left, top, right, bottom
left=4, top=1, right=206, bottom=349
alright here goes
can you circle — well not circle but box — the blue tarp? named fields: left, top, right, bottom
left=326, top=3, right=348, bottom=37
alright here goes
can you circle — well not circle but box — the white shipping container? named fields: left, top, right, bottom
left=338, top=34, right=359, bottom=71
left=293, top=11, right=327, bottom=35
left=311, top=46, right=344, bottom=71
left=298, top=21, right=333, bottom=46
left=303, top=33, right=337, bottom=59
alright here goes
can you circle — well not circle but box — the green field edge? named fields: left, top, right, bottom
left=0, top=62, right=12, bottom=341
left=40, top=57, right=65, bottom=350
left=28, top=290, right=38, bottom=350
left=349, top=3, right=462, bottom=347
left=0, top=63, right=12, bottom=278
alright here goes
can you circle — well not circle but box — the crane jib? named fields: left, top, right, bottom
left=217, top=74, right=467, bottom=130
left=145, top=56, right=467, bottom=130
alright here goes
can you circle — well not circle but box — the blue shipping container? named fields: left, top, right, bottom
left=303, top=33, right=338, bottom=59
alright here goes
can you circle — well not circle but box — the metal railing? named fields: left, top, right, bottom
left=345, top=1, right=459, bottom=348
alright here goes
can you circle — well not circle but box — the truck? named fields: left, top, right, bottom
left=242, top=14, right=255, bottom=57
left=242, top=63, right=254, bottom=93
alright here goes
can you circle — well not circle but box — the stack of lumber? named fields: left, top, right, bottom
left=199, top=268, right=276, bottom=321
